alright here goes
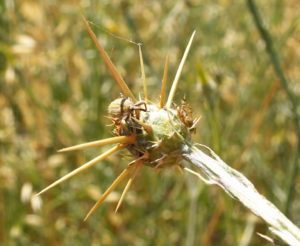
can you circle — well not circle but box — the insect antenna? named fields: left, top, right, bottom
left=115, top=162, right=142, bottom=213
left=81, top=15, right=137, bottom=102
left=159, top=52, right=169, bottom=109
left=58, top=135, right=135, bottom=152
left=37, top=145, right=125, bottom=196
left=84, top=164, right=135, bottom=221
left=166, top=31, right=196, bottom=108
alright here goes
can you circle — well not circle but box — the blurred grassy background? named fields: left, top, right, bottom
left=1, top=0, right=300, bottom=245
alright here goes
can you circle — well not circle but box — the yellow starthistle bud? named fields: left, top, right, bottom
left=38, top=15, right=196, bottom=220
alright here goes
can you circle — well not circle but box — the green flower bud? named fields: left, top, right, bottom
left=123, top=104, right=191, bottom=169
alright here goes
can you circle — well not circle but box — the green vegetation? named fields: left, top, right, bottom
left=1, top=1, right=300, bottom=245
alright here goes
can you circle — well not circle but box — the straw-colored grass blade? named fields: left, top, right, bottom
left=138, top=44, right=147, bottom=101
left=58, top=135, right=135, bottom=152
left=115, top=162, right=142, bottom=213
left=81, top=15, right=136, bottom=101
left=84, top=165, right=134, bottom=221
left=166, top=31, right=196, bottom=108
left=159, top=52, right=169, bottom=109
left=37, top=145, right=125, bottom=196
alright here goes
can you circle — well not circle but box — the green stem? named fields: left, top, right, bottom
left=247, top=0, right=300, bottom=216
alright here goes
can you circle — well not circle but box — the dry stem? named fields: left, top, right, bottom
left=182, top=144, right=300, bottom=246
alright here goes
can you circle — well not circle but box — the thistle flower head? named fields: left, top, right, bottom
left=37, top=15, right=196, bottom=220
left=126, top=105, right=191, bottom=169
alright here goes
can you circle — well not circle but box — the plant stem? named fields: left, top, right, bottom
left=182, top=144, right=300, bottom=246
left=246, top=0, right=300, bottom=216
